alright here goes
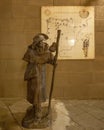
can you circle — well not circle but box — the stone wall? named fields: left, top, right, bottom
left=0, top=0, right=104, bottom=99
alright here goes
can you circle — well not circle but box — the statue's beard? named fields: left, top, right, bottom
left=35, top=46, right=47, bottom=55
left=37, top=48, right=45, bottom=55
left=35, top=42, right=48, bottom=55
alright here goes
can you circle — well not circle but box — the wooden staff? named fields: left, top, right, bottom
left=47, top=30, right=61, bottom=114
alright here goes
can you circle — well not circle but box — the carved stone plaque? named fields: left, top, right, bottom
left=41, top=6, right=95, bottom=59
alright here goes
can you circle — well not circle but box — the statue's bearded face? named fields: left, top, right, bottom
left=36, top=35, right=47, bottom=48
left=32, top=34, right=49, bottom=53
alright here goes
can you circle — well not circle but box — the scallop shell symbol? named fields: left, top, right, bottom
left=44, top=9, right=51, bottom=16
left=79, top=9, right=89, bottom=18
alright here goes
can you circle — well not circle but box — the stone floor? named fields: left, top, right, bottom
left=0, top=99, right=104, bottom=130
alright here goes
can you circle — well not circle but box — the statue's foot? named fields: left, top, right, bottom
left=22, top=106, right=51, bottom=129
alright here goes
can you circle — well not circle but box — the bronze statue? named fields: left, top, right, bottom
left=22, top=33, right=57, bottom=128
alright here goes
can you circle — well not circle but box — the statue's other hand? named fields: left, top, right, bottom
left=49, top=42, right=57, bottom=52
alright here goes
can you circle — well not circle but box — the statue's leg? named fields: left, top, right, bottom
left=41, top=65, right=47, bottom=102
left=22, top=78, right=41, bottom=127
left=31, top=78, right=41, bottom=119
left=27, top=80, right=34, bottom=104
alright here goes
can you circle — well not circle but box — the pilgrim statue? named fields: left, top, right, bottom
left=22, top=33, right=57, bottom=128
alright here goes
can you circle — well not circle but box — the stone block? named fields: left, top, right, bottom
left=57, top=60, right=92, bottom=73
left=0, top=18, right=25, bottom=32
left=0, top=72, right=24, bottom=80
left=27, top=0, right=53, bottom=6
left=95, top=20, right=104, bottom=32
left=9, top=19, right=25, bottom=32
left=23, top=18, right=41, bottom=31
left=0, top=73, right=25, bottom=96
left=0, top=83, right=5, bottom=97
left=95, top=32, right=104, bottom=45
left=0, top=45, right=26, bottom=60
left=54, top=0, right=81, bottom=6
left=0, top=0, right=12, bottom=6
left=97, top=0, right=104, bottom=5
left=0, top=79, right=26, bottom=97
left=0, top=60, right=7, bottom=73
left=0, top=19, right=10, bottom=32
left=6, top=60, right=25, bottom=73
left=0, top=32, right=15, bottom=44
left=12, top=4, right=25, bottom=18
left=24, top=6, right=40, bottom=18
left=81, top=0, right=104, bottom=6
left=89, top=84, right=104, bottom=99
left=96, top=6, right=104, bottom=19
left=92, top=59, right=104, bottom=71
left=0, top=41, right=13, bottom=46
left=0, top=31, right=26, bottom=45
left=63, top=85, right=89, bottom=99
left=69, top=72, right=93, bottom=85
left=54, top=72, right=71, bottom=87
left=81, top=0, right=94, bottom=6
left=0, top=0, right=12, bottom=18
left=52, top=86, right=64, bottom=98
left=11, top=0, right=27, bottom=5
left=93, top=72, right=104, bottom=84
left=95, top=45, right=104, bottom=58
